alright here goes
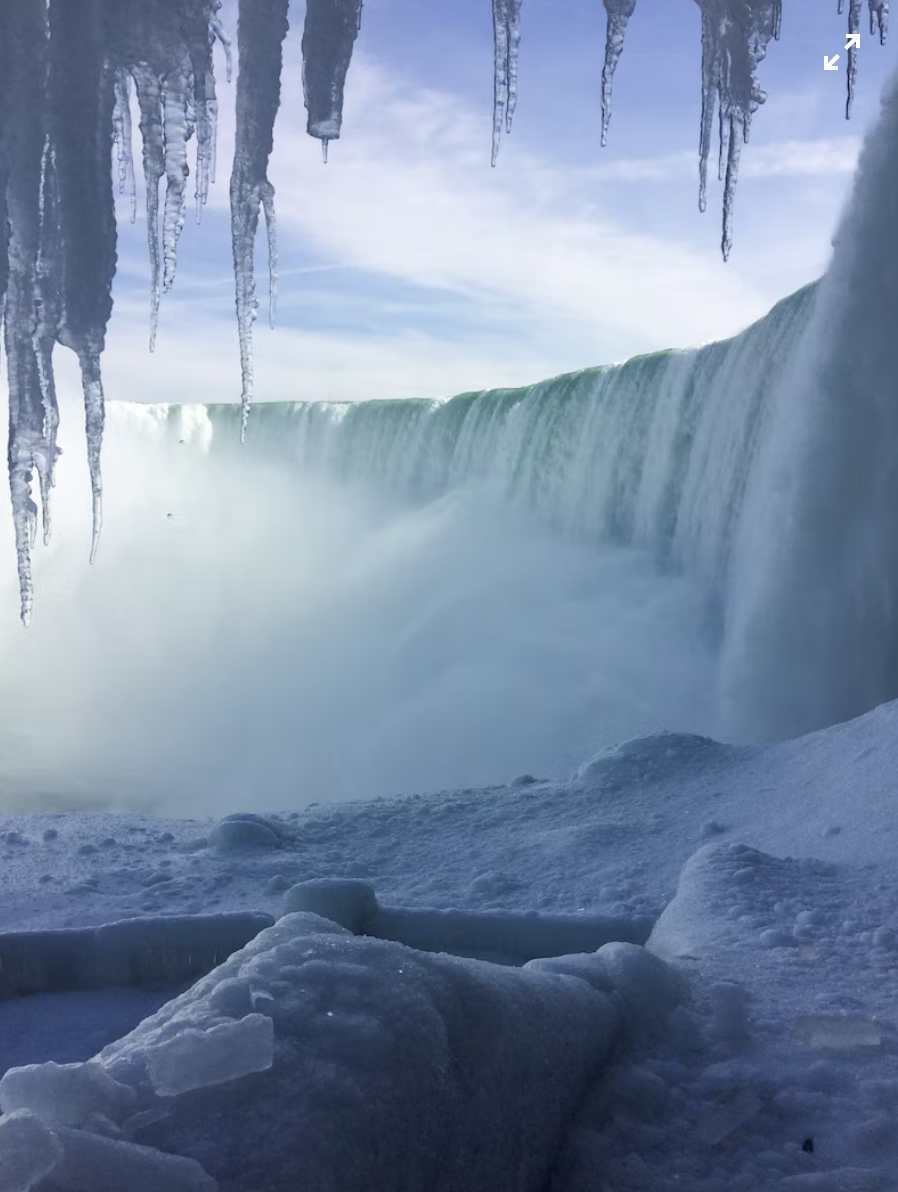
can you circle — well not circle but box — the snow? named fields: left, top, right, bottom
left=1, top=701, right=898, bottom=1186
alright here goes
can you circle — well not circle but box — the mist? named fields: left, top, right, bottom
left=0, top=390, right=720, bottom=818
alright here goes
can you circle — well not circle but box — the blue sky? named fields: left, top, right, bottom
left=92, top=0, right=898, bottom=406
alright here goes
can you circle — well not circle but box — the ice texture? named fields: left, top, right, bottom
left=490, top=0, right=523, bottom=165
left=694, top=0, right=782, bottom=260
left=0, top=1060, right=136, bottom=1127
left=0, top=1110, right=64, bottom=1192
left=230, top=0, right=289, bottom=437
left=146, top=1013, right=275, bottom=1096
left=0, top=913, right=273, bottom=998
left=37, top=1126, right=219, bottom=1192
left=601, top=0, right=637, bottom=147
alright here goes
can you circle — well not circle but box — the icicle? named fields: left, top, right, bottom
left=600, top=0, right=636, bottom=148
left=33, top=144, right=63, bottom=547
left=48, top=0, right=117, bottom=566
left=161, top=66, right=190, bottom=291
left=231, top=0, right=289, bottom=437
left=133, top=66, right=165, bottom=350
left=302, top=0, right=362, bottom=151
left=490, top=0, right=523, bottom=165
left=78, top=348, right=105, bottom=563
left=1, top=4, right=46, bottom=622
left=694, top=0, right=782, bottom=261
left=113, top=69, right=138, bottom=224
left=181, top=1, right=229, bottom=221
left=322, top=137, right=329, bottom=163
left=844, top=0, right=890, bottom=119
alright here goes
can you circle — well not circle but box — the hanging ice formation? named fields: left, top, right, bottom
left=600, top=0, right=637, bottom=148
left=0, top=1, right=892, bottom=622
left=0, top=0, right=229, bottom=624
left=491, top=0, right=523, bottom=165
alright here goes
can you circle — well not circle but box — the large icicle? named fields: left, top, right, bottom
left=180, top=0, right=230, bottom=221
left=49, top=0, right=117, bottom=566
left=601, top=0, right=637, bottom=147
left=842, top=0, right=890, bottom=118
left=1, top=0, right=55, bottom=624
left=301, top=0, right=362, bottom=164
left=694, top=0, right=782, bottom=261
left=106, top=0, right=224, bottom=350
left=112, top=69, right=137, bottom=224
left=230, top=0, right=289, bottom=438
left=490, top=0, right=523, bottom=166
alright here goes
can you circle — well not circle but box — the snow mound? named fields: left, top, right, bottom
left=208, top=817, right=282, bottom=850
left=572, top=731, right=736, bottom=787
left=2, top=912, right=632, bottom=1191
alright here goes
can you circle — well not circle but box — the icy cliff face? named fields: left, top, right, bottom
left=0, top=0, right=891, bottom=621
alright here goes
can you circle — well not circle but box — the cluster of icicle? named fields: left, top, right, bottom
left=0, top=0, right=890, bottom=623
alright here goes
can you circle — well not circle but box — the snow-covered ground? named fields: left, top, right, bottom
left=2, top=701, right=898, bottom=1190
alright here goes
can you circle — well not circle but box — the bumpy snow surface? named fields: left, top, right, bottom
left=0, top=0, right=891, bottom=620
left=3, top=703, right=898, bottom=1188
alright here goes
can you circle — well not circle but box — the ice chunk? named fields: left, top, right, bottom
left=0, top=1061, right=136, bottom=1128
left=0, top=1110, right=64, bottom=1192
left=43, top=1125, right=218, bottom=1192
left=601, top=0, right=637, bottom=147
left=147, top=1013, right=275, bottom=1096
left=490, top=0, right=523, bottom=165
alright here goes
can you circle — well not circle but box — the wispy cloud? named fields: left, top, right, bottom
left=584, top=138, right=862, bottom=182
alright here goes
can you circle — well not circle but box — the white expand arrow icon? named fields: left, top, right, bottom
left=824, top=54, right=840, bottom=69
left=846, top=33, right=861, bottom=49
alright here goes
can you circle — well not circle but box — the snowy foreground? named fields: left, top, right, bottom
left=2, top=707, right=898, bottom=1190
